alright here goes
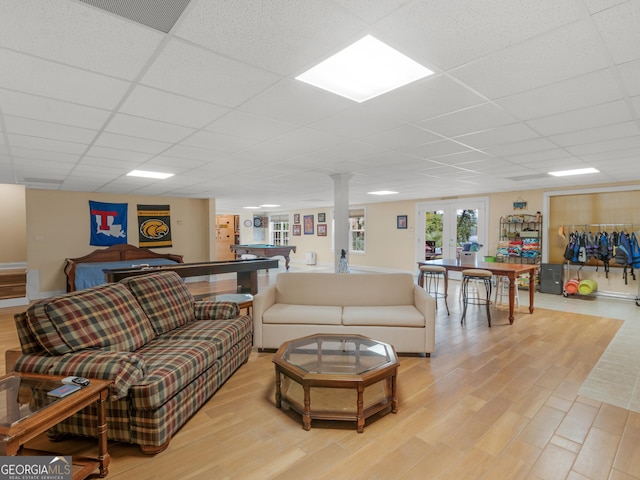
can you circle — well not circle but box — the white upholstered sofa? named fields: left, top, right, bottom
left=252, top=272, right=436, bottom=355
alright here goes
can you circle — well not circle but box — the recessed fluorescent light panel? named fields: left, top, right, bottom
left=127, top=170, right=174, bottom=179
left=368, top=190, right=399, bottom=196
left=296, top=35, right=434, bottom=103
left=243, top=206, right=261, bottom=210
left=260, top=204, right=281, bottom=208
left=548, top=168, right=599, bottom=177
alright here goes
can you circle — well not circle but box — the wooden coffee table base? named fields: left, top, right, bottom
left=273, top=334, right=400, bottom=433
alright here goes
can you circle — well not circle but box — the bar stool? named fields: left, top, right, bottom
left=494, top=276, right=520, bottom=307
left=419, top=265, right=449, bottom=315
left=461, top=269, right=493, bottom=327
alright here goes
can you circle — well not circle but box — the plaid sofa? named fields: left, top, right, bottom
left=12, top=271, right=252, bottom=454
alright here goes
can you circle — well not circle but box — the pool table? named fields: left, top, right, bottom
left=230, top=244, right=297, bottom=270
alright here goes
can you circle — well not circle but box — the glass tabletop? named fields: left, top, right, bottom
left=0, top=375, right=67, bottom=428
left=280, top=335, right=394, bottom=375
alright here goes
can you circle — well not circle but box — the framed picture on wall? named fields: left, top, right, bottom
left=318, top=212, right=326, bottom=223
left=294, top=213, right=300, bottom=224
left=397, top=215, right=408, bottom=229
left=292, top=224, right=301, bottom=236
left=303, top=215, right=314, bottom=235
left=317, top=224, right=327, bottom=236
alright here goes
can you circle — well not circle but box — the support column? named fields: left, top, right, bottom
left=331, top=173, right=352, bottom=272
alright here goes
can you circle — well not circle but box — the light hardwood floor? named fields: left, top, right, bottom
left=1, top=271, right=639, bottom=480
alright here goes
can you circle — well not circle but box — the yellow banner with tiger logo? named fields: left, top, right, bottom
left=137, top=204, right=172, bottom=248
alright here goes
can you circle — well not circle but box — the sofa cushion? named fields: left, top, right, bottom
left=129, top=315, right=253, bottom=410
left=130, top=339, right=218, bottom=411
left=121, top=271, right=195, bottom=335
left=26, top=283, right=157, bottom=355
left=274, top=272, right=415, bottom=306
left=342, top=305, right=426, bottom=327
left=263, top=304, right=342, bottom=325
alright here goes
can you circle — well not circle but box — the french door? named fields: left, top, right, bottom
left=416, top=197, right=488, bottom=276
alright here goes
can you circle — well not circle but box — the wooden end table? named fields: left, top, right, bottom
left=0, top=372, right=111, bottom=479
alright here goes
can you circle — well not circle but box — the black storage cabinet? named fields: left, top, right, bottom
left=539, top=263, right=563, bottom=295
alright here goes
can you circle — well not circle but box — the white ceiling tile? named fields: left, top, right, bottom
left=360, top=125, right=441, bottom=150
left=374, top=0, right=583, bottom=70
left=8, top=133, right=87, bottom=155
left=482, top=138, right=559, bottom=157
left=549, top=121, right=640, bottom=147
left=593, top=0, right=640, bottom=64
left=205, top=111, right=298, bottom=141
left=81, top=155, right=139, bottom=170
left=140, top=39, right=281, bottom=107
left=4, top=116, right=97, bottom=144
left=583, top=0, right=629, bottom=13
left=144, top=156, right=208, bottom=170
left=105, top=114, right=195, bottom=143
left=526, top=100, right=633, bottom=135
left=0, top=49, right=131, bottom=109
left=181, top=130, right=258, bottom=154
left=566, top=135, right=640, bottom=155
left=401, top=139, right=470, bottom=158
left=504, top=148, right=574, bottom=165
left=0, top=0, right=163, bottom=80
left=618, top=59, right=640, bottom=96
left=309, top=103, right=406, bottom=139
left=429, top=150, right=495, bottom=166
left=453, top=123, right=539, bottom=149
left=239, top=79, right=352, bottom=126
left=417, top=103, right=517, bottom=137
left=0, top=90, right=110, bottom=130
left=162, top=144, right=228, bottom=163
left=261, top=128, right=347, bottom=154
left=84, top=145, right=153, bottom=163
left=365, top=75, right=487, bottom=123
left=175, top=0, right=366, bottom=76
left=119, top=86, right=229, bottom=129
left=333, top=0, right=413, bottom=24
left=496, top=69, right=624, bottom=120
left=10, top=148, right=81, bottom=163
left=451, top=20, right=610, bottom=98
left=93, top=132, right=171, bottom=154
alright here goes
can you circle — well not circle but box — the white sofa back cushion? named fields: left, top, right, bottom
left=275, top=272, right=415, bottom=306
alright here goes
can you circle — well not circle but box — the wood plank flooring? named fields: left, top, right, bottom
left=1, top=273, right=639, bottom=479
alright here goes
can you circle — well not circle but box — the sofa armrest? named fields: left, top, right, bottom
left=414, top=284, right=437, bottom=353
left=14, top=350, right=146, bottom=401
left=252, top=285, right=276, bottom=348
left=194, top=301, right=240, bottom=320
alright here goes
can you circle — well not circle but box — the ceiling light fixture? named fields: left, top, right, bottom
left=127, top=170, right=174, bottom=179
left=296, top=35, right=434, bottom=103
left=242, top=206, right=261, bottom=210
left=548, top=167, right=600, bottom=177
left=260, top=204, right=281, bottom=208
left=367, top=190, right=399, bottom=196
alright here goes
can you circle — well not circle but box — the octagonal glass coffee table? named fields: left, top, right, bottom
left=272, top=334, right=399, bottom=433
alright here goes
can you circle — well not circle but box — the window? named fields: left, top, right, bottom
left=349, top=209, right=365, bottom=253
left=271, top=215, right=289, bottom=245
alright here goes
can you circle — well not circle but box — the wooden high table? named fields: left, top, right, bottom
left=418, top=259, right=538, bottom=324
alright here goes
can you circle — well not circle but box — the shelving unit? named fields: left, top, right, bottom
left=497, top=214, right=542, bottom=288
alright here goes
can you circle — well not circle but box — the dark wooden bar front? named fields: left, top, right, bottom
left=104, top=258, right=279, bottom=294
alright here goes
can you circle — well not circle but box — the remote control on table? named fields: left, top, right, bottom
left=62, top=376, right=90, bottom=387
